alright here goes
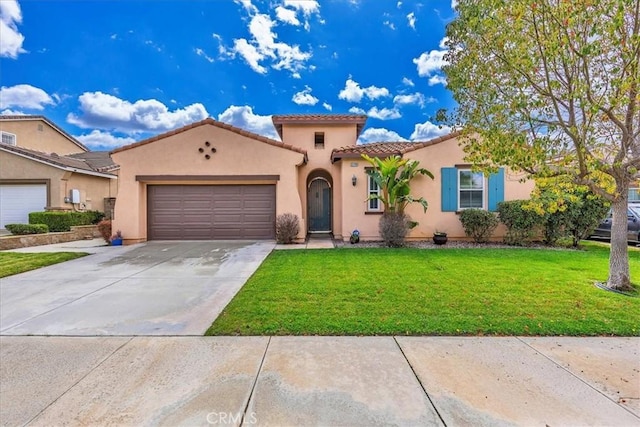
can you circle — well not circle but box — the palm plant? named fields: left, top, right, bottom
left=362, top=154, right=434, bottom=214
left=362, top=154, right=434, bottom=247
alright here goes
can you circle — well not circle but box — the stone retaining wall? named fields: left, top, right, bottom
left=0, top=225, right=102, bottom=250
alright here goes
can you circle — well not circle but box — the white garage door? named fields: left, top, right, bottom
left=0, top=184, right=47, bottom=229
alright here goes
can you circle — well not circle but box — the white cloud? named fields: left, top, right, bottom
left=292, top=86, right=319, bottom=105
left=0, top=109, right=25, bottom=115
left=0, top=0, right=26, bottom=58
left=451, top=0, right=458, bottom=10
left=0, top=84, right=55, bottom=110
left=393, top=92, right=428, bottom=107
left=367, top=107, right=401, bottom=120
left=384, top=21, right=396, bottom=30
left=396, top=1, right=403, bottom=8
left=348, top=106, right=366, bottom=115
left=338, top=78, right=390, bottom=103
left=67, top=92, right=209, bottom=134
left=413, top=37, right=448, bottom=86
left=358, top=128, right=407, bottom=144
left=284, top=0, right=320, bottom=16
left=413, top=49, right=446, bottom=77
left=234, top=0, right=257, bottom=14
left=217, top=105, right=279, bottom=140
left=407, top=12, right=416, bottom=29
left=232, top=13, right=312, bottom=76
left=428, top=75, right=447, bottom=86
left=275, top=6, right=300, bottom=26
left=322, top=102, right=332, bottom=111
left=75, top=130, right=136, bottom=149
left=194, top=47, right=214, bottom=63
left=410, top=120, right=451, bottom=141
left=402, top=77, right=415, bottom=87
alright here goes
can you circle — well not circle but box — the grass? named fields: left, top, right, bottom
left=0, top=252, right=88, bottom=278
left=207, top=241, right=640, bottom=336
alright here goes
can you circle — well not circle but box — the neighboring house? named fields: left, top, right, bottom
left=0, top=116, right=118, bottom=229
left=111, top=114, right=534, bottom=243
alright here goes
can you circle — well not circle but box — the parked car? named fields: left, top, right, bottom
left=591, top=203, right=640, bottom=243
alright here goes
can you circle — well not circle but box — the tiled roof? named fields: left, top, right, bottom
left=68, top=151, right=119, bottom=172
left=271, top=114, right=367, bottom=139
left=331, top=131, right=462, bottom=162
left=110, top=118, right=308, bottom=161
left=0, top=115, right=89, bottom=152
left=0, top=144, right=116, bottom=177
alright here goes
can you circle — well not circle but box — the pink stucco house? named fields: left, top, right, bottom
left=110, top=114, right=533, bottom=244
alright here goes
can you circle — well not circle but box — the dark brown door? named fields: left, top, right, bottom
left=147, top=185, right=276, bottom=240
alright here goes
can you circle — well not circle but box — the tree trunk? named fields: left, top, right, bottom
left=607, top=194, right=634, bottom=292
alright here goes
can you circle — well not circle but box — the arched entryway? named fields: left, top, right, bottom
left=307, top=170, right=332, bottom=233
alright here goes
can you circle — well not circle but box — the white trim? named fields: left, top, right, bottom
left=0, top=146, right=117, bottom=179
left=367, top=174, right=381, bottom=211
left=457, top=169, right=485, bottom=210
left=0, top=131, right=16, bottom=146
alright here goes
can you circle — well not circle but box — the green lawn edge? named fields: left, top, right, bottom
left=0, top=252, right=89, bottom=278
left=207, top=243, right=640, bottom=337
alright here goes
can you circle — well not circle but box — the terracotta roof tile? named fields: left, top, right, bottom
left=68, top=151, right=119, bottom=172
left=0, top=115, right=89, bottom=152
left=110, top=118, right=308, bottom=161
left=331, top=131, right=462, bottom=162
left=272, top=114, right=367, bottom=139
left=0, top=144, right=116, bottom=176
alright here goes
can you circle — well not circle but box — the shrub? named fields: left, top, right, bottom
left=564, top=194, right=610, bottom=247
left=28, top=210, right=104, bottom=232
left=5, top=223, right=49, bottom=235
left=497, top=200, right=544, bottom=245
left=380, top=212, right=409, bottom=247
left=275, top=213, right=300, bottom=244
left=459, top=209, right=499, bottom=243
left=97, top=219, right=112, bottom=244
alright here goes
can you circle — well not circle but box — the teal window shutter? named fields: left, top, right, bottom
left=488, top=168, right=505, bottom=211
left=441, top=167, right=458, bottom=212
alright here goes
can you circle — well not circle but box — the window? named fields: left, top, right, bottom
left=314, top=132, right=325, bottom=149
left=458, top=170, right=485, bottom=209
left=629, top=188, right=640, bottom=202
left=1, top=131, right=16, bottom=146
left=368, top=174, right=381, bottom=211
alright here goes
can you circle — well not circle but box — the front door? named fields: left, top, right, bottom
left=308, top=178, right=331, bottom=232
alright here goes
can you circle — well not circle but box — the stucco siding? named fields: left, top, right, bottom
left=111, top=123, right=305, bottom=242
left=0, top=120, right=86, bottom=155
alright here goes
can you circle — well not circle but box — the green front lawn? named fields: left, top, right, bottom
left=0, top=252, right=88, bottom=278
left=207, top=242, right=640, bottom=336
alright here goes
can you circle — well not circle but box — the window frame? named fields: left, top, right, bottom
left=457, top=169, right=485, bottom=210
left=367, top=173, right=381, bottom=212
left=0, top=131, right=17, bottom=146
left=314, top=132, right=325, bottom=149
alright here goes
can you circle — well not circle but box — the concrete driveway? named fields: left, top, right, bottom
left=0, top=240, right=274, bottom=335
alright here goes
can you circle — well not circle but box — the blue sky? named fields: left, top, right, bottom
left=0, top=0, right=457, bottom=150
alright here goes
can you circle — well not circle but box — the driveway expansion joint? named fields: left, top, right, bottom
left=241, top=335, right=271, bottom=425
left=515, top=336, right=640, bottom=420
left=393, top=336, right=447, bottom=426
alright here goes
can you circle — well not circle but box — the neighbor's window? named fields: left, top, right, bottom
left=458, top=170, right=484, bottom=209
left=368, top=174, right=381, bottom=211
left=314, top=132, right=325, bottom=149
left=1, top=131, right=16, bottom=146
left=629, top=188, right=640, bottom=202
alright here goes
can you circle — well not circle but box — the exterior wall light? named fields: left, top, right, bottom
left=352, top=175, right=357, bottom=186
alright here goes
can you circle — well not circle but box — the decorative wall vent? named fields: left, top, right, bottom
left=198, top=141, right=217, bottom=159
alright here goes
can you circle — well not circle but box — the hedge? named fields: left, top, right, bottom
left=5, top=223, right=49, bottom=235
left=28, top=210, right=104, bottom=232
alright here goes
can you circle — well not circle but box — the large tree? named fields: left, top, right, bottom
left=444, top=0, right=639, bottom=291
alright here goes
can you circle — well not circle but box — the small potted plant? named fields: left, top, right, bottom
left=433, top=231, right=448, bottom=245
left=110, top=230, right=123, bottom=246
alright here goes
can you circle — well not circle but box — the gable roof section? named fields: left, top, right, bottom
left=0, top=144, right=117, bottom=178
left=68, top=151, right=119, bottom=172
left=272, top=114, right=368, bottom=139
left=0, top=115, right=89, bottom=152
left=110, top=118, right=308, bottom=161
left=331, top=131, right=462, bottom=162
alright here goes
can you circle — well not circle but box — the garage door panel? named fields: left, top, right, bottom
left=0, top=184, right=48, bottom=229
left=147, top=185, right=275, bottom=240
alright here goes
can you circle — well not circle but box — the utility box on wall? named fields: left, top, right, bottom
left=70, top=189, right=80, bottom=204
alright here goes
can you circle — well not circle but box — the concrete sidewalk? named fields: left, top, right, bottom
left=1, top=336, right=638, bottom=426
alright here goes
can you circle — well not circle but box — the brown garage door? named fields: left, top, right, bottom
left=147, top=185, right=276, bottom=240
